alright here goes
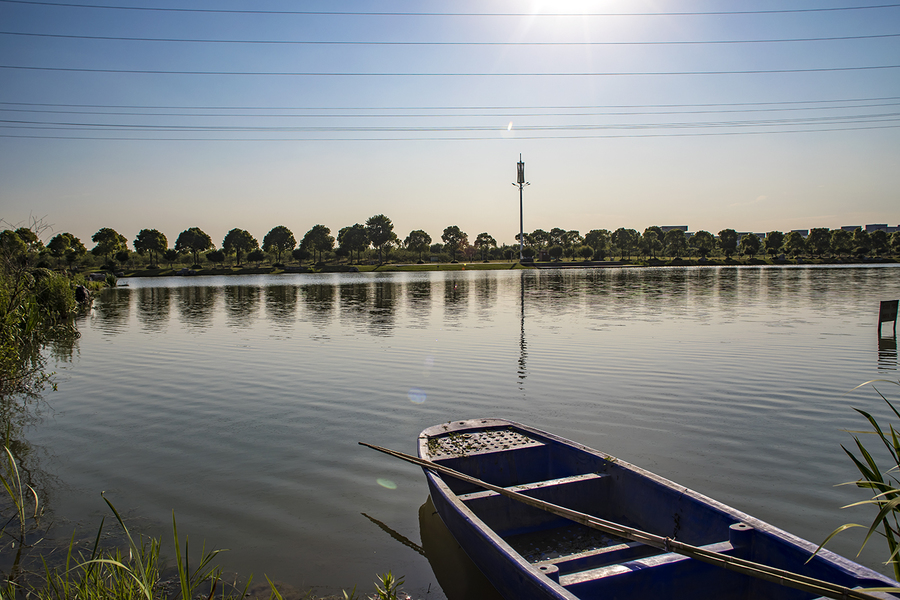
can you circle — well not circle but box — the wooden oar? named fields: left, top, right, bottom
left=360, top=441, right=895, bottom=600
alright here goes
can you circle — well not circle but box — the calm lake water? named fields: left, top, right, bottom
left=31, top=265, right=900, bottom=597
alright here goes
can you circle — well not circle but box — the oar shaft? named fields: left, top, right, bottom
left=360, top=441, right=887, bottom=600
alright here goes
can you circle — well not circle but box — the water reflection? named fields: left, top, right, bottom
left=94, top=287, right=131, bottom=334
left=474, top=275, right=498, bottom=317
left=405, top=279, right=431, bottom=329
left=418, top=497, right=503, bottom=600
left=879, top=336, right=898, bottom=371
left=265, top=286, right=298, bottom=327
left=176, top=286, right=218, bottom=328
left=369, top=280, right=398, bottom=336
left=443, top=278, right=469, bottom=324
left=519, top=272, right=527, bottom=385
left=302, top=284, right=335, bottom=328
left=136, top=287, right=170, bottom=332
left=339, top=282, right=369, bottom=329
left=224, top=286, right=260, bottom=328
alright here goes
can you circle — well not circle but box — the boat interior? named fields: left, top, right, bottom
left=422, top=422, right=893, bottom=599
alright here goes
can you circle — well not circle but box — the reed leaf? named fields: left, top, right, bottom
left=816, top=381, right=900, bottom=581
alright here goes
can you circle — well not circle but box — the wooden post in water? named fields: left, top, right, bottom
left=880, top=299, right=899, bottom=336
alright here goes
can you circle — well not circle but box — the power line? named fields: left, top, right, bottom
left=3, top=102, right=900, bottom=119
left=2, top=0, right=899, bottom=16
left=3, top=112, right=897, bottom=132
left=3, top=97, right=898, bottom=111
left=2, top=123, right=898, bottom=142
left=3, top=30, right=899, bottom=46
left=3, top=64, right=898, bottom=76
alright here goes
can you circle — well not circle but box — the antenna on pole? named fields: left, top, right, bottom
left=513, top=154, right=529, bottom=262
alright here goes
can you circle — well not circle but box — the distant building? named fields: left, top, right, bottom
left=867, top=224, right=900, bottom=233
left=660, top=226, right=688, bottom=233
left=841, top=226, right=860, bottom=232
left=754, top=233, right=766, bottom=241
left=791, top=229, right=809, bottom=238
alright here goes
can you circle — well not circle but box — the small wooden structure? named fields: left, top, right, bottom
left=880, top=299, right=899, bottom=336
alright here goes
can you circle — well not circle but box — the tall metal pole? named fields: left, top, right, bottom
left=515, top=154, right=528, bottom=262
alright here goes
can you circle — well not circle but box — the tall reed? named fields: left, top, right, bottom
left=817, top=380, right=900, bottom=581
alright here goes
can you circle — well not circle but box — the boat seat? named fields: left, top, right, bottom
left=560, top=540, right=744, bottom=597
left=458, top=472, right=611, bottom=537
left=458, top=472, right=606, bottom=502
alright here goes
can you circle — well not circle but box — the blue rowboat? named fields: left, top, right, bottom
left=413, top=418, right=900, bottom=600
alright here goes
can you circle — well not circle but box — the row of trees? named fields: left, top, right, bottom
left=17, top=221, right=900, bottom=271
left=515, top=226, right=900, bottom=261
left=63, top=215, right=502, bottom=269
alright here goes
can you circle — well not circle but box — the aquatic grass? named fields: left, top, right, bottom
left=371, top=571, right=405, bottom=600
left=1, top=447, right=259, bottom=600
left=816, top=380, right=900, bottom=581
left=0, top=443, right=42, bottom=595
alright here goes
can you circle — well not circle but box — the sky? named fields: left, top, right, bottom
left=1, top=0, right=899, bottom=248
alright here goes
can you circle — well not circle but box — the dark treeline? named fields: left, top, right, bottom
left=13, top=218, right=900, bottom=273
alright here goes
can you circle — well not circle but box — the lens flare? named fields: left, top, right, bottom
left=377, top=478, right=397, bottom=490
left=408, top=388, right=426, bottom=404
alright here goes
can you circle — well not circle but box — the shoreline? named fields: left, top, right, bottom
left=106, top=256, right=899, bottom=278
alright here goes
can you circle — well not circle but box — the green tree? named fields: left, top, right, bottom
left=547, top=228, right=566, bottom=248
left=578, top=245, right=594, bottom=261
left=133, top=229, right=168, bottom=267
left=664, top=229, right=688, bottom=258
left=806, top=228, right=832, bottom=257
left=291, top=247, right=311, bottom=264
left=717, top=229, right=738, bottom=258
left=765, top=231, right=785, bottom=257
left=302, top=224, right=334, bottom=263
left=262, top=225, right=296, bottom=264
left=404, top=230, right=432, bottom=262
left=247, top=249, right=266, bottom=266
left=548, top=244, right=564, bottom=261
left=641, top=229, right=662, bottom=259
left=739, top=233, right=761, bottom=258
left=689, top=230, right=715, bottom=258
left=830, top=229, right=852, bottom=257
left=338, top=224, right=369, bottom=263
left=222, top=228, right=258, bottom=266
left=163, top=249, right=180, bottom=268
left=206, top=249, right=226, bottom=267
left=530, top=229, right=551, bottom=250
left=175, top=227, right=213, bottom=266
left=870, top=230, right=888, bottom=256
left=561, top=230, right=583, bottom=260
left=441, top=226, right=468, bottom=262
left=783, top=231, right=807, bottom=257
left=611, top=228, right=639, bottom=259
left=47, top=233, right=86, bottom=267
left=14, top=227, right=43, bottom=253
left=852, top=228, right=871, bottom=257
left=473, top=232, right=497, bottom=261
left=91, top=227, right=128, bottom=263
left=366, top=214, right=395, bottom=264
left=891, top=232, right=900, bottom=255
left=114, top=249, right=131, bottom=266
left=584, top=229, right=610, bottom=260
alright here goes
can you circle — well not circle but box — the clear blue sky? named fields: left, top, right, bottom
left=1, top=0, right=898, bottom=248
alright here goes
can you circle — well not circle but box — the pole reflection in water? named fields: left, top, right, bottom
left=879, top=335, right=898, bottom=372
left=518, top=271, right=527, bottom=386
left=418, top=497, right=504, bottom=600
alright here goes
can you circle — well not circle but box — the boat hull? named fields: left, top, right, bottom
left=417, top=418, right=900, bottom=600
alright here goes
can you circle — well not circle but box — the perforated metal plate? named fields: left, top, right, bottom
left=424, top=427, right=543, bottom=459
